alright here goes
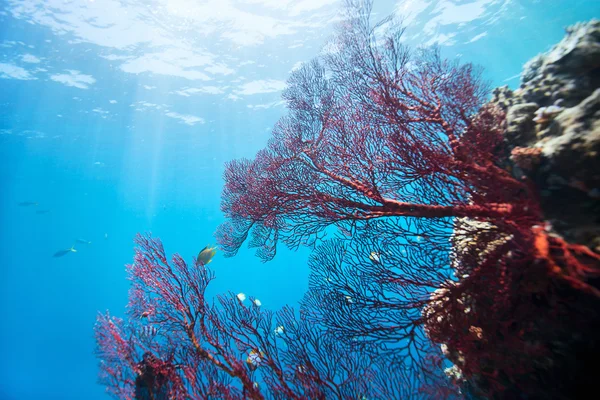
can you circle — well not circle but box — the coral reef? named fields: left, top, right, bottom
left=94, top=1, right=599, bottom=398
left=440, top=19, right=600, bottom=400
left=216, top=1, right=599, bottom=398
left=491, top=19, right=600, bottom=252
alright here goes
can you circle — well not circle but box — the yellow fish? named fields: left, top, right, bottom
left=197, top=245, right=217, bottom=266
left=246, top=349, right=265, bottom=371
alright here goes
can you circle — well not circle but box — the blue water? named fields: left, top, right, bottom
left=0, top=0, right=597, bottom=398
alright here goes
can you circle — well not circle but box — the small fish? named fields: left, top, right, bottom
left=253, top=299, right=262, bottom=307
left=53, top=245, right=77, bottom=258
left=246, top=349, right=265, bottom=371
left=140, top=311, right=152, bottom=319
left=345, top=295, right=354, bottom=304
left=35, top=209, right=51, bottom=215
left=18, top=201, right=38, bottom=207
left=237, top=293, right=246, bottom=302
left=140, top=325, right=158, bottom=338
left=337, top=226, right=352, bottom=237
left=75, top=239, right=92, bottom=245
left=369, top=251, right=380, bottom=263
left=197, top=245, right=217, bottom=266
left=104, top=233, right=108, bottom=240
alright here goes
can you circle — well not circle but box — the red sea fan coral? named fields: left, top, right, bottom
left=97, top=1, right=599, bottom=398
left=216, top=1, right=600, bottom=398
left=95, top=234, right=420, bottom=399
left=217, top=2, right=539, bottom=265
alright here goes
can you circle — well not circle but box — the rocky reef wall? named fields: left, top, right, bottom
left=493, top=19, right=600, bottom=252
left=439, top=19, right=600, bottom=400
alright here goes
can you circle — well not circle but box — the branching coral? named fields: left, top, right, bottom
left=215, top=1, right=600, bottom=398
left=95, top=234, right=420, bottom=399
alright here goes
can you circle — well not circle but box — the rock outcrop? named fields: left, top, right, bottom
left=492, top=19, right=600, bottom=252
left=435, top=20, right=600, bottom=400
